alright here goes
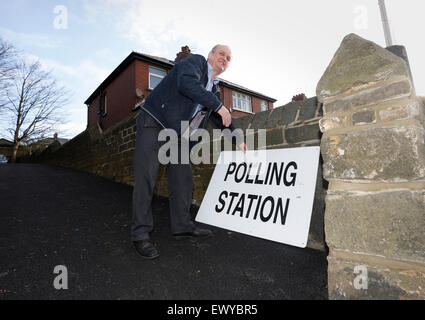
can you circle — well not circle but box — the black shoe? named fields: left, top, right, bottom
left=133, top=240, right=160, bottom=259
left=173, top=228, right=212, bottom=240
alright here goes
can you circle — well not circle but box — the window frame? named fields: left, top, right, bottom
left=104, top=94, right=107, bottom=115
left=148, top=65, right=167, bottom=90
left=232, top=91, right=253, bottom=113
left=260, top=100, right=268, bottom=112
left=100, top=92, right=107, bottom=116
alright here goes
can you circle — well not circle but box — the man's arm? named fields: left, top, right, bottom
left=217, top=106, right=231, bottom=127
left=209, top=110, right=247, bottom=152
left=176, top=55, right=223, bottom=113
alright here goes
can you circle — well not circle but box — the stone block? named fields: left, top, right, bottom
left=378, top=99, right=422, bottom=123
left=232, top=113, right=254, bottom=130
left=285, top=123, right=321, bottom=144
left=265, top=127, right=284, bottom=146
left=319, top=115, right=348, bottom=132
left=279, top=101, right=300, bottom=126
left=250, top=109, right=271, bottom=129
left=203, top=121, right=216, bottom=137
left=386, top=45, right=414, bottom=84
left=317, top=102, right=324, bottom=117
left=420, top=96, right=425, bottom=109
left=321, top=124, right=425, bottom=181
left=328, top=252, right=425, bottom=299
left=352, top=108, right=376, bottom=125
left=306, top=161, right=326, bottom=251
left=192, top=164, right=215, bottom=203
left=325, top=190, right=425, bottom=263
left=323, top=79, right=412, bottom=114
left=266, top=107, right=284, bottom=128
left=299, top=97, right=319, bottom=121
left=317, top=33, right=411, bottom=101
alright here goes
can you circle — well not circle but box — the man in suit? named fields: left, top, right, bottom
left=132, top=44, right=246, bottom=259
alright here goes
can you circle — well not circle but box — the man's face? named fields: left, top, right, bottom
left=208, top=45, right=232, bottom=76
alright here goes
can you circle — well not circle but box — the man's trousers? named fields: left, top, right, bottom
left=131, top=110, right=195, bottom=241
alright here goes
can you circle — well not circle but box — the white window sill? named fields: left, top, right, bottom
left=232, top=107, right=254, bottom=114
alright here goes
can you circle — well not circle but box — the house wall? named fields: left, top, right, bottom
left=87, top=61, right=274, bottom=129
left=87, top=95, right=100, bottom=128
left=135, top=60, right=170, bottom=103
left=220, top=86, right=274, bottom=119
left=220, top=86, right=233, bottom=114
left=87, top=62, right=136, bottom=131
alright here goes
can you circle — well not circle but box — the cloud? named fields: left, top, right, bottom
left=22, top=53, right=109, bottom=90
left=0, top=27, right=61, bottom=49
left=95, top=0, right=297, bottom=103
left=79, top=0, right=425, bottom=106
left=16, top=52, right=111, bottom=138
left=76, top=60, right=110, bottom=86
left=55, top=113, right=86, bottom=139
left=80, top=0, right=198, bottom=57
left=95, top=48, right=113, bottom=61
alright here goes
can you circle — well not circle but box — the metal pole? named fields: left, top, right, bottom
left=378, top=0, right=393, bottom=46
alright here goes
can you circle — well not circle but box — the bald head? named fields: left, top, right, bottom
left=208, top=44, right=232, bottom=78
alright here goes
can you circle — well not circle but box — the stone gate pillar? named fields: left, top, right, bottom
left=317, top=34, right=425, bottom=299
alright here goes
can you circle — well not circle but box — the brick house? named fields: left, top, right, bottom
left=0, top=138, right=13, bottom=158
left=29, top=133, right=69, bottom=153
left=84, top=49, right=277, bottom=131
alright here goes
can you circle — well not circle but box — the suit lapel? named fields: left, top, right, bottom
left=202, top=73, right=208, bottom=88
left=212, top=83, right=221, bottom=100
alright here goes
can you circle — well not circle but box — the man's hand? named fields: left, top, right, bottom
left=238, top=142, right=247, bottom=153
left=217, top=106, right=232, bottom=127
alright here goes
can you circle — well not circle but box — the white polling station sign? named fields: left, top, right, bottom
left=195, top=147, right=320, bottom=248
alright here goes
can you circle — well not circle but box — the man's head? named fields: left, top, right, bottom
left=207, top=44, right=232, bottom=78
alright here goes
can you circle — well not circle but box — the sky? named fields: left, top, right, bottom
left=0, top=0, right=424, bottom=139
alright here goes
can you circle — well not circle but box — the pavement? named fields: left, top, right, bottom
left=0, top=163, right=328, bottom=300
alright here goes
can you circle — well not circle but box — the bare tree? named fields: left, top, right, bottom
left=2, top=57, right=70, bottom=162
left=0, top=38, right=17, bottom=111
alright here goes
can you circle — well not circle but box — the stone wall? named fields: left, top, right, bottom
left=0, top=146, right=27, bottom=159
left=24, top=97, right=326, bottom=251
left=317, top=33, right=425, bottom=299
left=24, top=113, right=138, bottom=186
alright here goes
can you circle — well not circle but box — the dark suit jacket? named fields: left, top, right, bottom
left=141, top=54, right=237, bottom=135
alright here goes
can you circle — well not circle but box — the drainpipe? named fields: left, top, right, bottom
left=378, top=0, right=415, bottom=87
left=378, top=0, right=392, bottom=47
left=98, top=91, right=107, bottom=129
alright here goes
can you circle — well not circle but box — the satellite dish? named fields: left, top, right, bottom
left=136, top=88, right=144, bottom=98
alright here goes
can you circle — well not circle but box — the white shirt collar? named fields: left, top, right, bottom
left=207, top=61, right=219, bottom=85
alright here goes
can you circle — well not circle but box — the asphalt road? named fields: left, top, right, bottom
left=0, top=163, right=328, bottom=300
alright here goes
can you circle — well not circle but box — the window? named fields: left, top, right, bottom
left=149, top=66, right=166, bottom=90
left=100, top=92, right=107, bottom=116
left=103, top=94, right=107, bottom=114
left=232, top=91, right=252, bottom=113
left=260, top=100, right=268, bottom=112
